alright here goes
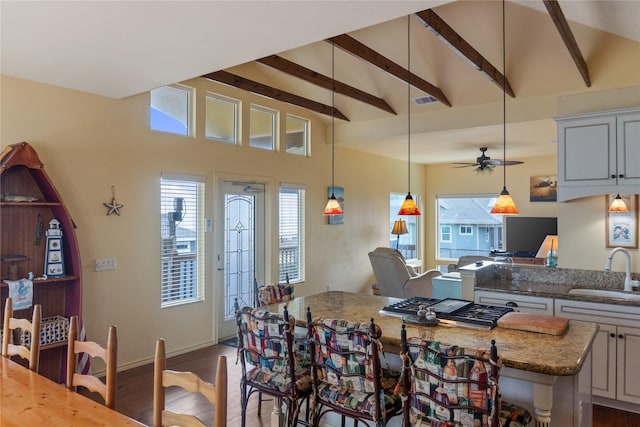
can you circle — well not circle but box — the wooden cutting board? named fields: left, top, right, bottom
left=497, top=312, right=569, bottom=335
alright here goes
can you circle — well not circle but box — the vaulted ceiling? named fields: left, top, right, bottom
left=2, top=1, right=639, bottom=166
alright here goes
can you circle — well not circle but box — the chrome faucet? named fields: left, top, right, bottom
left=604, top=247, right=633, bottom=291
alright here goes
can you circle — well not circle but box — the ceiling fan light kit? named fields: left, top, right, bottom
left=490, top=0, right=519, bottom=216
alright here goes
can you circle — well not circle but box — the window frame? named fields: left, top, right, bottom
left=205, top=92, right=239, bottom=144
left=278, top=183, right=305, bottom=284
left=389, top=192, right=419, bottom=260
left=160, top=173, right=205, bottom=307
left=284, top=114, right=309, bottom=156
left=150, top=84, right=194, bottom=137
left=436, top=194, right=502, bottom=261
left=249, top=104, right=277, bottom=151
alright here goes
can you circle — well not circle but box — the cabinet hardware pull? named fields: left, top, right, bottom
left=610, top=333, right=615, bottom=338
left=611, top=174, right=616, bottom=179
left=618, top=334, right=624, bottom=339
left=618, top=174, right=624, bottom=178
left=505, top=302, right=518, bottom=308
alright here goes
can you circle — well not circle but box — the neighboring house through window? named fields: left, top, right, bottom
left=437, top=195, right=502, bottom=260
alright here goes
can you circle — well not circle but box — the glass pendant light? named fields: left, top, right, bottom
left=324, top=41, right=344, bottom=216
left=491, top=0, right=519, bottom=215
left=398, top=15, right=421, bottom=216
left=608, top=194, right=629, bottom=212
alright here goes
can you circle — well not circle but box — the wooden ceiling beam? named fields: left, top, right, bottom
left=414, top=9, right=515, bottom=98
left=328, top=34, right=452, bottom=107
left=257, top=55, right=396, bottom=115
left=543, top=0, right=591, bottom=87
left=202, top=70, right=349, bottom=121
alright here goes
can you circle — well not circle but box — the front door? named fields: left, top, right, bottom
left=216, top=180, right=265, bottom=339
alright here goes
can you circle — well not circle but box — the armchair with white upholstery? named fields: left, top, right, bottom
left=368, top=247, right=441, bottom=298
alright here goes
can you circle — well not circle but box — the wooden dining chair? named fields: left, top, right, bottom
left=399, top=323, right=532, bottom=427
left=153, top=338, right=228, bottom=427
left=66, top=315, right=117, bottom=409
left=2, top=297, right=42, bottom=372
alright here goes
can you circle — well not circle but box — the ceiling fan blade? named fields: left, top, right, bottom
left=498, top=160, right=525, bottom=166
left=452, top=163, right=479, bottom=168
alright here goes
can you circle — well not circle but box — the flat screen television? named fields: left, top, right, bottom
left=504, top=217, right=557, bottom=256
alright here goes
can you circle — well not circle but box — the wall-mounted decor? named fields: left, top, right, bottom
left=606, top=194, right=638, bottom=249
left=327, top=186, right=344, bottom=225
left=529, top=175, right=557, bottom=202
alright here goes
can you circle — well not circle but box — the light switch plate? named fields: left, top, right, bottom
left=95, top=258, right=117, bottom=271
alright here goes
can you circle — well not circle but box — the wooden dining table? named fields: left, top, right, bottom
left=0, top=356, right=145, bottom=426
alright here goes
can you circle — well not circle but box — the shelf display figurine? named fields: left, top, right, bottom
left=44, top=218, right=65, bottom=277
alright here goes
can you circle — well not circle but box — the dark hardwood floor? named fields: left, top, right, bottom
left=97, top=344, right=639, bottom=426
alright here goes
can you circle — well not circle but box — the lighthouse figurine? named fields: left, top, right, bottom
left=44, top=218, right=65, bottom=277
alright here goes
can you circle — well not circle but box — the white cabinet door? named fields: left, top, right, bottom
left=617, top=325, right=640, bottom=404
left=592, top=323, right=617, bottom=399
left=617, top=111, right=640, bottom=189
left=557, top=114, right=616, bottom=188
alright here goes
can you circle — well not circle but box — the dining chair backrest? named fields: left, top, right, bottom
left=2, top=297, right=42, bottom=372
left=153, top=338, right=228, bottom=427
left=66, top=315, right=117, bottom=409
left=305, top=310, right=402, bottom=426
left=399, top=323, right=501, bottom=426
left=253, top=275, right=294, bottom=307
left=235, top=302, right=311, bottom=427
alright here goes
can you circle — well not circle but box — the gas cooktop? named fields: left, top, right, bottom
left=380, top=297, right=513, bottom=330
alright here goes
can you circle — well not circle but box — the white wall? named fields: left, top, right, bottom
left=0, top=74, right=424, bottom=370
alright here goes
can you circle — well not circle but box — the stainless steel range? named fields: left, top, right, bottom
left=380, top=297, right=513, bottom=330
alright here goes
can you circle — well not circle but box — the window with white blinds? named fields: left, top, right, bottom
left=160, top=173, right=205, bottom=307
left=279, top=184, right=305, bottom=283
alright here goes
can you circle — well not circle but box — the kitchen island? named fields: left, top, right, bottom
left=265, top=291, right=598, bottom=427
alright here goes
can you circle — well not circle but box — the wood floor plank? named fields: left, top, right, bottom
left=92, top=344, right=639, bottom=427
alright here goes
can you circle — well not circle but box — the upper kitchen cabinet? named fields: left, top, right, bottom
left=556, top=108, right=640, bottom=202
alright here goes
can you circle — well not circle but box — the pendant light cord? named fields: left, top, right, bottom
left=502, top=0, right=507, bottom=190
left=407, top=14, right=411, bottom=194
left=331, top=40, right=336, bottom=194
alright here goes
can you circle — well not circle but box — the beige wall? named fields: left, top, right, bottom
left=0, top=74, right=423, bottom=370
left=1, top=73, right=637, bottom=372
left=424, top=157, right=558, bottom=268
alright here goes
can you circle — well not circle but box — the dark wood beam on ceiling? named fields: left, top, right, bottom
left=202, top=70, right=349, bottom=121
left=543, top=0, right=591, bottom=87
left=414, top=9, right=515, bottom=98
left=328, top=34, right=452, bottom=107
left=257, top=55, right=397, bottom=115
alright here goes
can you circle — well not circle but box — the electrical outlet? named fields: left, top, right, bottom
left=95, top=258, right=117, bottom=271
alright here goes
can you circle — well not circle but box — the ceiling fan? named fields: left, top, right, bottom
left=452, top=147, right=523, bottom=174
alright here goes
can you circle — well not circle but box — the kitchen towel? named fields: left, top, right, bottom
left=6, top=278, right=33, bottom=310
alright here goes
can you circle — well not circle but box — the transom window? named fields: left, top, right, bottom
left=150, top=85, right=193, bottom=136
left=205, top=93, right=238, bottom=144
left=250, top=105, right=277, bottom=150
left=285, top=114, right=309, bottom=156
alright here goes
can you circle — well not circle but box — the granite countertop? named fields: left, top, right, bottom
left=267, top=291, right=598, bottom=377
left=475, top=267, right=640, bottom=307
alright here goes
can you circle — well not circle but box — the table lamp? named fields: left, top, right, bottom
left=536, top=235, right=558, bottom=267
left=391, top=220, right=408, bottom=250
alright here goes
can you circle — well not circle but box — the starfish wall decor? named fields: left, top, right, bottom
left=103, top=185, right=124, bottom=216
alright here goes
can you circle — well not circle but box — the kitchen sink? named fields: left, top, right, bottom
left=568, top=288, right=640, bottom=300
